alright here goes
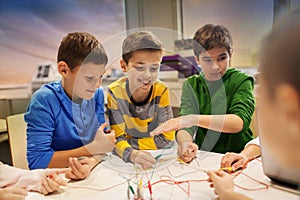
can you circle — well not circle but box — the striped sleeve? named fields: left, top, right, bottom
left=107, top=87, right=132, bottom=161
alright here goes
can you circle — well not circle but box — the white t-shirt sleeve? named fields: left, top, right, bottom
left=245, top=137, right=260, bottom=147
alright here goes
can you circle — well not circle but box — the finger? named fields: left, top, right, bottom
left=41, top=183, right=47, bottom=195
left=98, top=123, right=108, bottom=132
left=72, top=158, right=91, bottom=179
left=207, top=170, right=219, bottom=182
left=181, top=142, right=192, bottom=153
left=41, top=178, right=54, bottom=195
left=77, top=157, right=90, bottom=164
left=220, top=153, right=232, bottom=166
left=150, top=124, right=164, bottom=136
left=64, top=166, right=75, bottom=179
left=50, top=173, right=68, bottom=186
left=136, top=158, right=154, bottom=168
left=47, top=176, right=61, bottom=191
left=143, top=151, right=154, bottom=156
left=105, top=132, right=116, bottom=144
left=181, top=147, right=196, bottom=161
left=232, top=159, right=247, bottom=171
left=190, top=144, right=198, bottom=152
left=143, top=154, right=156, bottom=164
left=72, top=158, right=87, bottom=175
left=45, top=168, right=72, bottom=176
left=179, top=154, right=194, bottom=163
left=216, top=170, right=228, bottom=177
left=220, top=154, right=235, bottom=168
left=65, top=170, right=75, bottom=180
left=68, top=158, right=84, bottom=178
left=178, top=147, right=188, bottom=158
left=187, top=146, right=197, bottom=157
left=137, top=153, right=155, bottom=167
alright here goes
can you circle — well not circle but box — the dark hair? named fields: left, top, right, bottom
left=122, top=31, right=163, bottom=64
left=260, top=8, right=300, bottom=95
left=192, top=24, right=233, bottom=57
left=57, top=32, right=108, bottom=71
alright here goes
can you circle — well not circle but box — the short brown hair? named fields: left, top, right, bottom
left=192, top=24, right=233, bottom=57
left=122, top=31, right=163, bottom=64
left=57, top=32, right=108, bottom=70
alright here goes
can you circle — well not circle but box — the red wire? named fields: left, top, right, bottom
left=149, top=175, right=208, bottom=196
left=230, top=168, right=269, bottom=190
left=148, top=180, right=152, bottom=195
left=65, top=162, right=269, bottom=196
left=234, top=172, right=269, bottom=191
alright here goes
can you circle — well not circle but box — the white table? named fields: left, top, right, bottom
left=26, top=150, right=299, bottom=200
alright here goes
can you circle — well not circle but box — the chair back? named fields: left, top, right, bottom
left=6, top=113, right=29, bottom=169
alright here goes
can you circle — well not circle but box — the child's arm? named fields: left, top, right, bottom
left=0, top=162, right=69, bottom=194
left=0, top=162, right=27, bottom=187
left=221, top=138, right=260, bottom=171
left=48, top=123, right=115, bottom=168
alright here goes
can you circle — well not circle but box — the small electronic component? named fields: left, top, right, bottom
left=219, top=166, right=233, bottom=173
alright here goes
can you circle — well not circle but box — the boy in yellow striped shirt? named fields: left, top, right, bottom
left=107, top=31, right=175, bottom=168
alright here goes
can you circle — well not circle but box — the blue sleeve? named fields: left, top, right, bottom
left=95, top=87, right=106, bottom=126
left=25, top=89, right=57, bottom=169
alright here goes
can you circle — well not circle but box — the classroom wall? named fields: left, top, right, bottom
left=1, top=0, right=300, bottom=119
left=0, top=99, right=30, bottom=119
left=124, top=0, right=180, bottom=54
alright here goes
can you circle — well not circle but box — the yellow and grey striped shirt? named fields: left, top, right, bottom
left=107, top=77, right=175, bottom=162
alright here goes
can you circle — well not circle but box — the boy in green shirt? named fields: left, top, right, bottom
left=151, top=24, right=255, bottom=162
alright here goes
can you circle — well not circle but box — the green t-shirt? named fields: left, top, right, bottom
left=179, top=68, right=255, bottom=153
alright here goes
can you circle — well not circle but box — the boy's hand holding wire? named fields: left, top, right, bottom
left=177, top=142, right=198, bottom=163
left=130, top=150, right=156, bottom=168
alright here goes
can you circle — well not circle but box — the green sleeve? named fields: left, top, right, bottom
left=178, top=79, right=199, bottom=137
left=228, top=78, right=255, bottom=133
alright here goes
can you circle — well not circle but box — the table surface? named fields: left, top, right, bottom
left=26, top=150, right=300, bottom=200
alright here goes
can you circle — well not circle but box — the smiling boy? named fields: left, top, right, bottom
left=107, top=31, right=175, bottom=167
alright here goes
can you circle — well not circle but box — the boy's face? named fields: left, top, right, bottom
left=195, top=47, right=230, bottom=81
left=121, top=50, right=162, bottom=96
left=258, top=75, right=300, bottom=168
left=70, top=62, right=105, bottom=101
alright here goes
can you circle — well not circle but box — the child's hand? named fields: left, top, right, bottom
left=65, top=157, right=95, bottom=180
left=40, top=168, right=70, bottom=194
left=104, top=131, right=116, bottom=145
left=221, top=152, right=248, bottom=172
left=6, top=168, right=70, bottom=195
left=0, top=188, right=28, bottom=200
left=150, top=115, right=199, bottom=136
left=86, top=123, right=116, bottom=155
left=207, top=170, right=234, bottom=196
left=177, top=142, right=198, bottom=163
left=130, top=150, right=156, bottom=168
